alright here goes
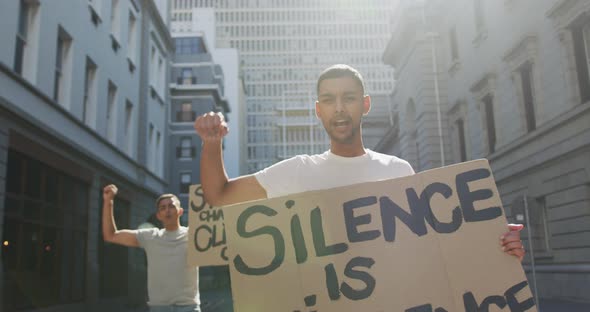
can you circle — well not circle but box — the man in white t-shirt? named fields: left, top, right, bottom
left=102, top=184, right=200, bottom=312
left=194, top=64, right=525, bottom=261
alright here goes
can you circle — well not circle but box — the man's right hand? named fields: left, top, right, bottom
left=194, top=112, right=229, bottom=142
left=103, top=184, right=118, bottom=202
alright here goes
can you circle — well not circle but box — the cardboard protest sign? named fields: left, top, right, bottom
left=222, top=159, right=536, bottom=312
left=186, top=184, right=228, bottom=266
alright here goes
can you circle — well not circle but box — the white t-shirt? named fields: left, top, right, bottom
left=136, top=226, right=200, bottom=307
left=254, top=149, right=415, bottom=198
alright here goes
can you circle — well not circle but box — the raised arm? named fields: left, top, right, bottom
left=194, top=112, right=267, bottom=206
left=102, top=184, right=140, bottom=247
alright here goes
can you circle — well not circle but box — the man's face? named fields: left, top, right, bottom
left=156, top=198, right=182, bottom=224
left=315, top=76, right=370, bottom=145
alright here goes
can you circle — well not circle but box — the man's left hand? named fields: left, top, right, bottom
left=501, top=224, right=525, bottom=262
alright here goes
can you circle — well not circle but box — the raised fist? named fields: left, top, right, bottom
left=103, top=184, right=118, bottom=201
left=194, top=112, right=229, bottom=142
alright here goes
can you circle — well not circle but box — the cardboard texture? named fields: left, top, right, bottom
left=187, top=184, right=228, bottom=266
left=221, top=159, right=536, bottom=312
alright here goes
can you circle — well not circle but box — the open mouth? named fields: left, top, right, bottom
left=333, top=119, right=351, bottom=127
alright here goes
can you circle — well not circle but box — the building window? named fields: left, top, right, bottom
left=89, top=0, right=103, bottom=26
left=503, top=35, right=540, bottom=134
left=456, top=118, right=467, bottom=162
left=177, top=137, right=195, bottom=159
left=83, top=57, right=97, bottom=126
left=14, top=0, right=30, bottom=74
left=2, top=149, right=89, bottom=310
left=471, top=73, right=497, bottom=156
left=449, top=26, right=459, bottom=62
left=54, top=26, right=72, bottom=107
left=180, top=173, right=191, bottom=194
left=174, top=37, right=207, bottom=55
left=571, top=20, right=590, bottom=103
left=548, top=3, right=590, bottom=106
left=124, top=100, right=133, bottom=155
left=156, top=131, right=161, bottom=175
left=180, top=68, right=196, bottom=85
left=148, top=124, right=154, bottom=170
left=110, top=0, right=120, bottom=40
left=530, top=197, right=551, bottom=254
left=474, top=0, right=485, bottom=32
left=511, top=196, right=551, bottom=256
left=12, top=0, right=40, bottom=80
left=107, top=81, right=118, bottom=143
left=483, top=94, right=496, bottom=154
left=472, top=0, right=487, bottom=45
left=150, top=46, right=156, bottom=86
left=519, top=61, right=537, bottom=132
left=177, top=103, right=195, bottom=122
left=127, top=11, right=137, bottom=64
left=158, top=57, right=164, bottom=94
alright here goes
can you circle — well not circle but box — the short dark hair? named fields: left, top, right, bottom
left=155, top=194, right=180, bottom=210
left=316, top=64, right=366, bottom=96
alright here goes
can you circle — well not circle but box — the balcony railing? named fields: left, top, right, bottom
left=177, top=77, right=197, bottom=85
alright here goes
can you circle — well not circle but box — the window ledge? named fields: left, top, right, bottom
left=88, top=3, right=102, bottom=26
left=127, top=57, right=136, bottom=73
left=149, top=84, right=164, bottom=105
left=110, top=33, right=121, bottom=52
left=448, top=59, right=461, bottom=76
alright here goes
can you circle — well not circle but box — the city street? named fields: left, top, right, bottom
left=1, top=0, right=590, bottom=311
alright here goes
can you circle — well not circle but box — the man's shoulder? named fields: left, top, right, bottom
left=302, top=151, right=330, bottom=162
left=278, top=152, right=329, bottom=166
left=136, top=227, right=161, bottom=246
left=366, top=150, right=415, bottom=173
left=179, top=226, right=189, bottom=235
left=367, top=150, right=406, bottom=163
left=138, top=227, right=161, bottom=234
left=137, top=227, right=162, bottom=239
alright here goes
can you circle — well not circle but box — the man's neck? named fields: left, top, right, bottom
left=330, top=142, right=366, bottom=157
left=164, top=223, right=181, bottom=231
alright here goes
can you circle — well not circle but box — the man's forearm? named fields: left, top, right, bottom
left=200, top=140, right=229, bottom=206
left=102, top=199, right=117, bottom=242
